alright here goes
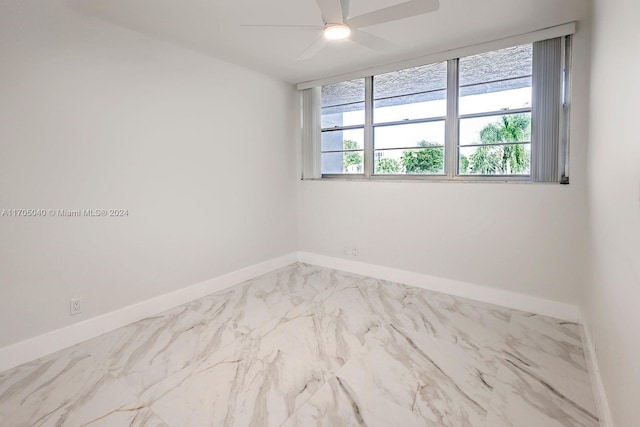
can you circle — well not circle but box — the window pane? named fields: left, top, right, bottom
left=321, top=128, right=364, bottom=174
left=374, top=90, right=446, bottom=123
left=322, top=79, right=365, bottom=128
left=374, top=62, right=447, bottom=123
left=375, top=147, right=444, bottom=175
left=459, top=144, right=530, bottom=175
left=459, top=44, right=532, bottom=116
left=459, top=78, right=531, bottom=116
left=374, top=121, right=445, bottom=150
left=322, top=102, right=365, bottom=128
left=321, top=128, right=364, bottom=152
left=322, top=151, right=364, bottom=174
left=459, top=113, right=531, bottom=146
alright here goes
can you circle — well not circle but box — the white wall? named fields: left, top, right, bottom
left=298, top=15, right=591, bottom=305
left=0, top=1, right=298, bottom=347
left=298, top=181, right=587, bottom=303
left=584, top=0, right=640, bottom=424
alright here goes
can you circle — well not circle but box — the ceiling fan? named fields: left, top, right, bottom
left=241, top=0, right=440, bottom=60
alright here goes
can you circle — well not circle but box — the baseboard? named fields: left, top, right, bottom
left=0, top=252, right=298, bottom=373
left=579, top=312, right=614, bottom=427
left=0, top=251, right=582, bottom=373
left=297, top=252, right=580, bottom=322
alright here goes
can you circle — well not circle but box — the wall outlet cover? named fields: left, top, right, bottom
left=70, top=298, right=82, bottom=316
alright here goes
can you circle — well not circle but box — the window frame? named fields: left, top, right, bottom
left=319, top=79, right=366, bottom=175
left=315, top=37, right=571, bottom=183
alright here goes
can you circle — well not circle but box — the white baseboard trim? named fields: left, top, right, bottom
left=579, top=312, right=614, bottom=427
left=297, top=252, right=580, bottom=322
left=0, top=251, right=582, bottom=373
left=0, top=252, right=298, bottom=373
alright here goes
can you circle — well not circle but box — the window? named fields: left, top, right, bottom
left=321, top=79, right=365, bottom=174
left=458, top=45, right=532, bottom=176
left=303, top=34, right=572, bottom=183
left=373, top=62, right=447, bottom=175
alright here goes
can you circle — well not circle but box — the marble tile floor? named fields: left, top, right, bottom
left=0, top=263, right=599, bottom=427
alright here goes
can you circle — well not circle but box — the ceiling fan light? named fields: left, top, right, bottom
left=324, top=24, right=351, bottom=40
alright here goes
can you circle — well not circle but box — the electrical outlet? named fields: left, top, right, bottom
left=70, top=298, right=82, bottom=316
left=343, top=245, right=359, bottom=257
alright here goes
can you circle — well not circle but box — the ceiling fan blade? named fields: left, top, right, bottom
left=341, top=0, right=351, bottom=20
left=297, top=36, right=328, bottom=61
left=346, top=0, right=439, bottom=29
left=240, top=24, right=323, bottom=30
left=350, top=29, right=394, bottom=51
left=314, top=0, right=344, bottom=24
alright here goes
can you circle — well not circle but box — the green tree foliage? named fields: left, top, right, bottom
left=469, top=114, right=531, bottom=175
left=468, top=147, right=502, bottom=174
left=342, top=139, right=362, bottom=172
left=459, top=154, right=470, bottom=174
left=401, top=141, right=444, bottom=174
left=340, top=115, right=530, bottom=175
left=376, top=157, right=402, bottom=174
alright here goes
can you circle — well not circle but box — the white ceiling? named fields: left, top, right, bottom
left=72, top=0, right=586, bottom=84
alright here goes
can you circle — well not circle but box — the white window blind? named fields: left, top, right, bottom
left=531, top=37, right=563, bottom=182
left=301, top=87, right=321, bottom=179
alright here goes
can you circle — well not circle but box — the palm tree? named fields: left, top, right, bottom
left=470, top=114, right=531, bottom=174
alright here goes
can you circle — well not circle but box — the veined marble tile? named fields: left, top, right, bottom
left=271, top=262, right=340, bottom=297
left=398, top=288, right=513, bottom=349
left=84, top=406, right=169, bottom=426
left=300, top=272, right=411, bottom=338
left=255, top=270, right=419, bottom=375
left=502, top=312, right=597, bottom=417
left=326, top=324, right=494, bottom=426
left=282, top=376, right=428, bottom=427
left=386, top=287, right=514, bottom=379
left=485, top=356, right=599, bottom=427
left=207, top=262, right=333, bottom=333
left=85, top=263, right=334, bottom=394
left=83, top=289, right=241, bottom=393
left=247, top=308, right=367, bottom=374
left=0, top=345, right=137, bottom=426
left=125, top=337, right=328, bottom=427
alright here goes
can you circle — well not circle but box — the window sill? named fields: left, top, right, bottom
left=302, top=175, right=567, bottom=184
